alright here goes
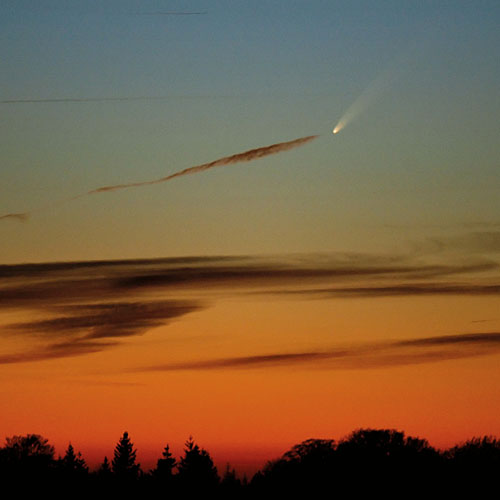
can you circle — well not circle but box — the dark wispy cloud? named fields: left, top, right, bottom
left=462, top=222, right=500, bottom=229
left=10, top=301, right=202, bottom=340
left=1, top=253, right=498, bottom=366
left=1, top=300, right=202, bottom=365
left=0, top=339, right=116, bottom=365
left=137, top=332, right=500, bottom=372
left=0, top=213, right=28, bottom=222
left=0, top=254, right=495, bottom=309
left=423, top=232, right=500, bottom=255
left=272, top=282, right=500, bottom=299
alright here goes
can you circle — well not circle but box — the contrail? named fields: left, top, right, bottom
left=86, top=135, right=319, bottom=195
left=0, top=213, right=28, bottom=222
left=133, top=11, right=208, bottom=16
left=1, top=135, right=319, bottom=221
left=0, top=96, right=204, bottom=104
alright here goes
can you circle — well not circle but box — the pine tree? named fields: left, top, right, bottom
left=177, top=436, right=219, bottom=491
left=112, top=431, right=140, bottom=481
left=220, top=463, right=241, bottom=493
left=98, top=456, right=112, bottom=477
left=59, top=443, right=88, bottom=479
left=152, top=444, right=176, bottom=480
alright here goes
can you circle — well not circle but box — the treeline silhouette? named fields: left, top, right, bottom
left=1, top=428, right=499, bottom=495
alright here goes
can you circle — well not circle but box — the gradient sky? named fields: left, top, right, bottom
left=1, top=0, right=500, bottom=475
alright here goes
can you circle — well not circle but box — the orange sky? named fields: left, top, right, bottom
left=1, top=262, right=499, bottom=475
left=1, top=2, right=499, bottom=477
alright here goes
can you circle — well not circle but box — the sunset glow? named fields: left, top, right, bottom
left=1, top=0, right=499, bottom=479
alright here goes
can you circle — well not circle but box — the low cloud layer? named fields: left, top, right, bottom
left=1, top=300, right=202, bottom=365
left=0, top=254, right=496, bottom=309
left=0, top=253, right=498, bottom=366
left=420, top=231, right=500, bottom=256
left=11, top=301, right=202, bottom=340
left=273, top=282, right=500, bottom=299
left=138, top=332, right=500, bottom=372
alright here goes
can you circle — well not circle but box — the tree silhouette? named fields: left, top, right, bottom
left=94, top=455, right=113, bottom=492
left=220, top=463, right=242, bottom=495
left=177, top=436, right=219, bottom=491
left=98, top=456, right=112, bottom=477
left=255, top=438, right=337, bottom=493
left=112, top=431, right=141, bottom=481
left=0, top=434, right=56, bottom=485
left=3, top=434, right=55, bottom=461
left=283, top=438, right=336, bottom=464
left=152, top=444, right=176, bottom=480
left=55, top=442, right=89, bottom=490
left=447, top=435, right=500, bottom=488
left=5, top=426, right=500, bottom=494
left=1, top=434, right=55, bottom=468
left=60, top=443, right=88, bottom=473
left=335, top=428, right=441, bottom=494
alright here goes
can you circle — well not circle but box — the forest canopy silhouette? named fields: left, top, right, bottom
left=1, top=428, right=500, bottom=495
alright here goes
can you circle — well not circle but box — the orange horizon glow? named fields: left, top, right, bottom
left=2, top=260, right=500, bottom=476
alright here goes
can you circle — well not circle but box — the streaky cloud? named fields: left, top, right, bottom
left=1, top=300, right=203, bottom=364
left=10, top=300, right=203, bottom=340
left=0, top=340, right=116, bottom=365
left=435, top=232, right=500, bottom=254
left=137, top=332, right=500, bottom=372
left=273, top=282, right=500, bottom=299
left=415, top=231, right=500, bottom=256
left=0, top=213, right=29, bottom=222
left=397, top=332, right=500, bottom=347
left=139, top=351, right=343, bottom=371
left=0, top=255, right=496, bottom=309
left=0, top=255, right=238, bottom=279
left=1, top=253, right=498, bottom=366
left=133, top=11, right=208, bottom=16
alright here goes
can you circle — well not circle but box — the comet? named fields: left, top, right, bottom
left=332, top=69, right=395, bottom=135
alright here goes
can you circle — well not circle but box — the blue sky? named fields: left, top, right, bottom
left=1, top=0, right=499, bottom=263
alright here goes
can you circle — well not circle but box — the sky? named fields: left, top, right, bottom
left=1, top=0, right=500, bottom=475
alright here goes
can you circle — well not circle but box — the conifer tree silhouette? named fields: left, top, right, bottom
left=112, top=431, right=140, bottom=480
left=152, top=444, right=176, bottom=480
left=59, top=443, right=88, bottom=477
left=177, top=436, right=219, bottom=491
left=98, top=456, right=112, bottom=477
left=220, top=463, right=242, bottom=494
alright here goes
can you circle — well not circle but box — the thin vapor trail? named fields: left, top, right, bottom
left=0, top=96, right=207, bottom=104
left=0, top=135, right=319, bottom=221
left=133, top=11, right=208, bottom=16
left=86, top=135, right=319, bottom=195
left=0, top=213, right=28, bottom=222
